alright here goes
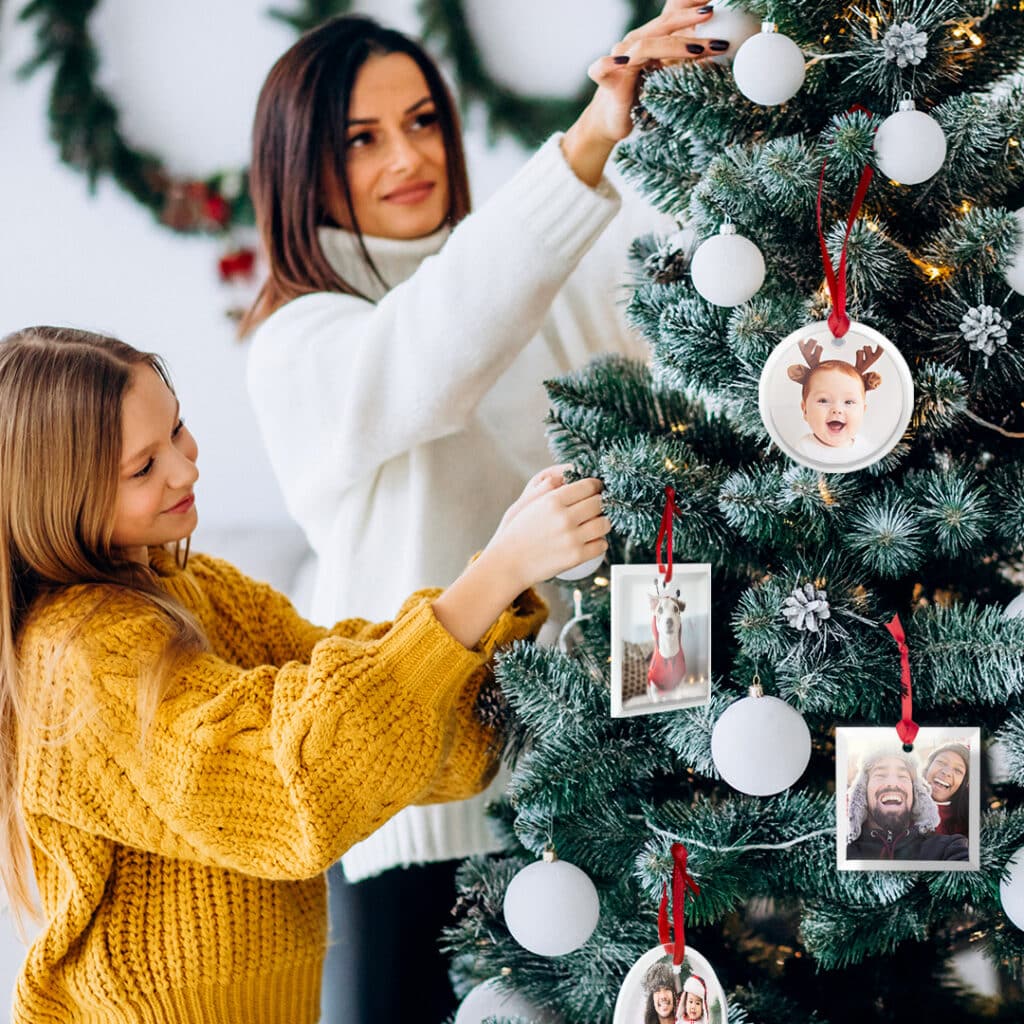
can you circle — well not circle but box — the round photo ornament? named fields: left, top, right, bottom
left=758, top=319, right=914, bottom=473
left=613, top=945, right=728, bottom=1024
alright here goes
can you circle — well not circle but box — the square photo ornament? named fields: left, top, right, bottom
left=610, top=564, right=712, bottom=718
left=836, top=726, right=980, bottom=872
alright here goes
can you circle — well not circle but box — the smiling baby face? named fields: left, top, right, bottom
left=801, top=365, right=867, bottom=448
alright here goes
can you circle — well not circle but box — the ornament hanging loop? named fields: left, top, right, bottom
left=885, top=614, right=919, bottom=749
left=658, top=842, right=700, bottom=966
left=816, top=108, right=876, bottom=340
left=655, top=486, right=677, bottom=584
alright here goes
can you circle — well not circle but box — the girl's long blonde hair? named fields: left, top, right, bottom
left=0, top=326, right=206, bottom=928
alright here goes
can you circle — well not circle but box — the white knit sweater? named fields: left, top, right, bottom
left=247, top=135, right=658, bottom=881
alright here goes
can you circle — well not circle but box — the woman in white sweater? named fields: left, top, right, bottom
left=243, top=5, right=717, bottom=1019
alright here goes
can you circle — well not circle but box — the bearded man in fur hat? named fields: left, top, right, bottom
left=845, top=746, right=969, bottom=861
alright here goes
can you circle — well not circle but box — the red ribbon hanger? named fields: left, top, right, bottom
left=655, top=486, right=677, bottom=584
left=885, top=614, right=919, bottom=747
left=815, top=108, right=876, bottom=340
left=658, top=842, right=701, bottom=966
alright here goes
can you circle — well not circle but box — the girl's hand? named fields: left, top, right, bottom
left=497, top=463, right=571, bottom=532
left=433, top=475, right=610, bottom=650
left=562, top=0, right=716, bottom=185
left=487, top=476, right=611, bottom=593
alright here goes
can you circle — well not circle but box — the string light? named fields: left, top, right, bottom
left=958, top=200, right=972, bottom=214
left=665, top=458, right=677, bottom=471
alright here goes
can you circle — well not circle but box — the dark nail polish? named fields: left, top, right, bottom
left=613, top=54, right=630, bottom=64
left=686, top=43, right=705, bottom=54
left=698, top=4, right=714, bottom=12
left=709, top=39, right=730, bottom=51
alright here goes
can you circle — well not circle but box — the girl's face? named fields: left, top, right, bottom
left=111, top=366, right=199, bottom=563
left=653, top=986, right=676, bottom=1018
left=323, top=51, right=449, bottom=240
left=801, top=367, right=866, bottom=447
left=926, top=750, right=967, bottom=803
left=682, top=992, right=704, bottom=1019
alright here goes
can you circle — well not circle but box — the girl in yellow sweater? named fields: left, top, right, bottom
left=0, top=325, right=610, bottom=1023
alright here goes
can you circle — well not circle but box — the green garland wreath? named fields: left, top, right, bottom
left=419, top=0, right=663, bottom=148
left=16, top=0, right=352, bottom=235
left=17, top=0, right=660, bottom=233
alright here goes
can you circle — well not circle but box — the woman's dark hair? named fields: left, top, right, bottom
left=240, top=15, right=471, bottom=335
left=925, top=743, right=971, bottom=836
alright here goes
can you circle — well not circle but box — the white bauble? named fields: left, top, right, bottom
left=690, top=223, right=765, bottom=307
left=711, top=692, right=811, bottom=795
left=503, top=858, right=600, bottom=957
left=1000, top=848, right=1024, bottom=930
left=873, top=99, right=948, bottom=185
left=1005, top=591, right=1024, bottom=619
left=556, top=554, right=605, bottom=581
left=455, top=978, right=560, bottom=1024
left=732, top=22, right=805, bottom=106
left=693, top=0, right=761, bottom=62
left=1004, top=207, right=1024, bottom=295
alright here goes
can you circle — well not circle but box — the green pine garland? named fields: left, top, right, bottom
left=15, top=0, right=352, bottom=235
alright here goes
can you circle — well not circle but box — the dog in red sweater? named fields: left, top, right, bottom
left=647, top=588, right=687, bottom=700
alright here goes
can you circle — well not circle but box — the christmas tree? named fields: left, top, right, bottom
left=445, top=3, right=1024, bottom=1023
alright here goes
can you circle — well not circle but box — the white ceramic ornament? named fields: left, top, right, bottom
left=732, top=21, right=805, bottom=106
left=613, top=944, right=728, bottom=1024
left=693, top=0, right=761, bottom=62
left=711, top=683, right=811, bottom=795
left=455, top=978, right=561, bottom=1024
left=1005, top=591, right=1024, bottom=619
left=1004, top=207, right=1024, bottom=295
left=690, top=223, right=765, bottom=307
left=999, top=848, right=1024, bottom=930
left=556, top=554, right=605, bottom=581
left=503, top=853, right=600, bottom=956
left=758, top=319, right=915, bottom=474
left=873, top=99, right=948, bottom=185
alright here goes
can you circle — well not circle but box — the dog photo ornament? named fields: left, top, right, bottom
left=613, top=944, right=728, bottom=1024
left=609, top=564, right=713, bottom=718
left=758, top=320, right=914, bottom=474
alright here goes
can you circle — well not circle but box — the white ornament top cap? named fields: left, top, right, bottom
left=719, top=222, right=738, bottom=236
left=542, top=847, right=557, bottom=863
left=749, top=679, right=765, bottom=698
left=760, top=20, right=778, bottom=33
left=897, top=98, right=917, bottom=112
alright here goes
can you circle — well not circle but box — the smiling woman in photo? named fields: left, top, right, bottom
left=923, top=743, right=971, bottom=838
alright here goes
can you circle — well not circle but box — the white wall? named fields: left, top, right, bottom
left=0, top=0, right=631, bottom=1011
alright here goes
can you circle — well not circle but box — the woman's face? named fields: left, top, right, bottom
left=323, top=51, right=450, bottom=239
left=926, top=750, right=967, bottom=803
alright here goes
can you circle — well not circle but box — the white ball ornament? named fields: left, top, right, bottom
left=556, top=554, right=605, bottom=581
left=455, top=978, right=561, bottom=1024
left=1003, top=207, right=1024, bottom=295
left=693, top=0, right=761, bottom=62
left=503, top=853, right=600, bottom=957
left=1000, top=848, right=1024, bottom=930
left=873, top=98, right=948, bottom=185
left=690, top=223, right=765, bottom=307
left=711, top=683, right=811, bottom=795
left=732, top=21, right=806, bottom=106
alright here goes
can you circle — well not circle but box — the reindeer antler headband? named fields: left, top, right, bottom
left=787, top=337, right=884, bottom=392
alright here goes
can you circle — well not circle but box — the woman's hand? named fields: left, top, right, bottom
left=562, top=0, right=718, bottom=186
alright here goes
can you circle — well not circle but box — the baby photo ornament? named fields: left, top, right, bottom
left=609, top=564, right=712, bottom=718
left=758, top=320, right=914, bottom=473
left=613, top=944, right=727, bottom=1024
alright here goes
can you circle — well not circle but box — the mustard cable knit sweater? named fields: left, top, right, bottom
left=13, top=549, right=545, bottom=1023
